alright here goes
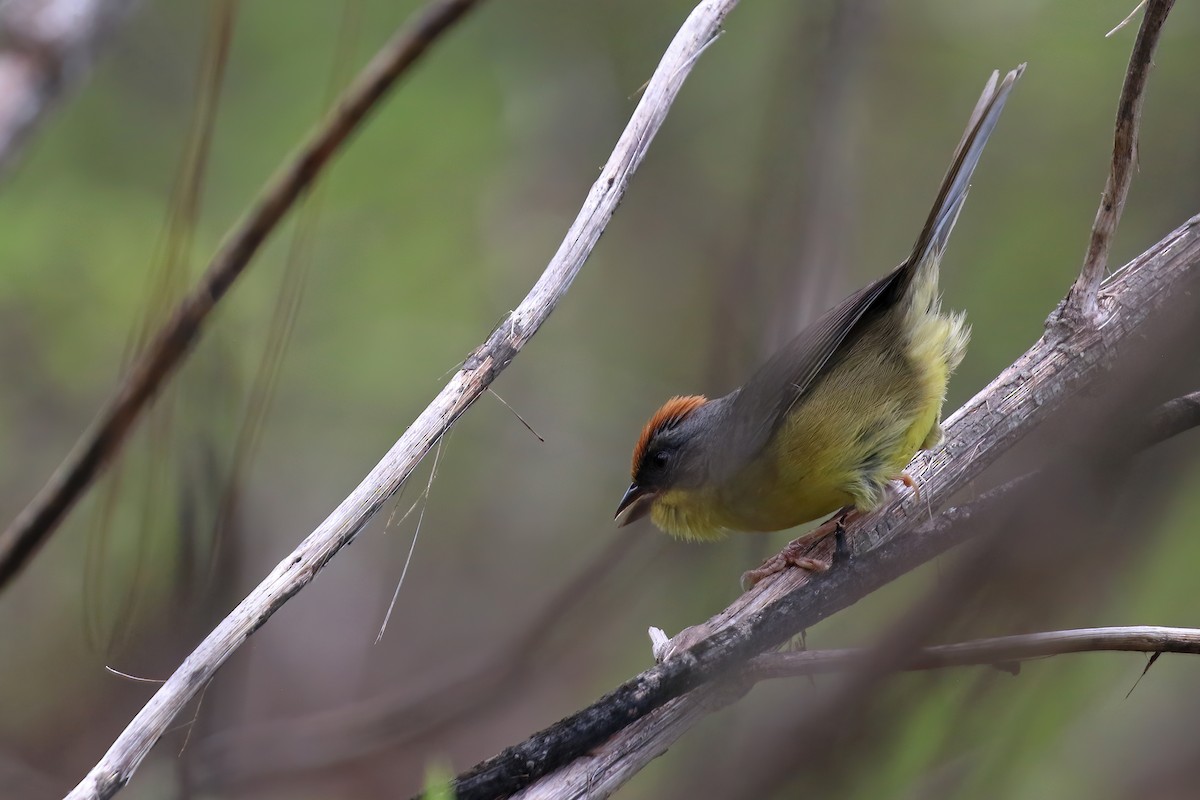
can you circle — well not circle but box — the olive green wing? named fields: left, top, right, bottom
left=711, top=64, right=1024, bottom=478
left=710, top=267, right=904, bottom=478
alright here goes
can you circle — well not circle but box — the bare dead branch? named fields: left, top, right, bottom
left=511, top=625, right=1200, bottom=800
left=0, top=0, right=136, bottom=177
left=62, top=2, right=739, bottom=797
left=511, top=683, right=732, bottom=800
left=1062, top=0, right=1174, bottom=324
left=491, top=373, right=1200, bottom=800
left=0, top=0, right=487, bottom=592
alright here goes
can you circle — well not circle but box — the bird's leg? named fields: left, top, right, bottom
left=747, top=476, right=915, bottom=590
left=741, top=506, right=857, bottom=591
left=833, top=508, right=852, bottom=562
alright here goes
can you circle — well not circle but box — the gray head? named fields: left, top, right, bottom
left=614, top=395, right=719, bottom=526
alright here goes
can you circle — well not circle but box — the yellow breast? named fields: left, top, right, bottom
left=728, top=288, right=967, bottom=533
left=651, top=286, right=967, bottom=541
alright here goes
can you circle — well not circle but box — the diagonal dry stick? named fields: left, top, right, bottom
left=63, top=2, right=740, bottom=798
left=1062, top=0, right=1174, bottom=324
left=0, top=0, right=488, bottom=592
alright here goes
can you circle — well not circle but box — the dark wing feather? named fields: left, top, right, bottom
left=896, top=63, right=1025, bottom=296
left=709, top=64, right=1024, bottom=477
left=710, top=267, right=904, bottom=477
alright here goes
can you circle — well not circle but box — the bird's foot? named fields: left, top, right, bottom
left=741, top=509, right=856, bottom=591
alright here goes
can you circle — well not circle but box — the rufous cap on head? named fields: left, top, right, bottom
left=631, top=395, right=708, bottom=476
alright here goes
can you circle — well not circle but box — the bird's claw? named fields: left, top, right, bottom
left=897, top=471, right=921, bottom=502
left=740, top=533, right=832, bottom=591
left=740, top=507, right=860, bottom=590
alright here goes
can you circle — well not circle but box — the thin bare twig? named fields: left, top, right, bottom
left=1148, top=391, right=1200, bottom=442
left=0, top=0, right=487, bottom=592
left=82, top=0, right=237, bottom=658
left=64, top=2, right=738, bottom=797
left=0, top=0, right=136, bottom=177
left=1062, top=0, right=1174, bottom=324
left=1107, top=1, right=1150, bottom=39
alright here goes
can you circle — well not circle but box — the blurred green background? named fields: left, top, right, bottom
left=1, top=1, right=1199, bottom=798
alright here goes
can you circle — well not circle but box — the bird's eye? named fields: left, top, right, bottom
left=653, top=450, right=670, bottom=466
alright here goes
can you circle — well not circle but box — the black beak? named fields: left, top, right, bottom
left=614, top=482, right=655, bottom=527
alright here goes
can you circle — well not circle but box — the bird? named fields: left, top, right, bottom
left=614, top=65, right=1024, bottom=586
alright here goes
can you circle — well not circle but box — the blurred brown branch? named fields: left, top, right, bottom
left=63, top=1, right=738, bottom=797
left=745, top=625, right=1200, bottom=680
left=768, top=0, right=881, bottom=346
left=0, top=0, right=487, bottom=593
left=1063, top=0, right=1174, bottom=324
left=0, top=0, right=136, bottom=178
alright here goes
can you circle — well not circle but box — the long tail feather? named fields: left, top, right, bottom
left=903, top=63, right=1025, bottom=284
